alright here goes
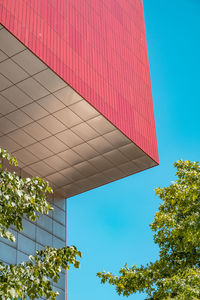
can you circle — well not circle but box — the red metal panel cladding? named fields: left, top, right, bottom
left=0, top=0, right=159, bottom=163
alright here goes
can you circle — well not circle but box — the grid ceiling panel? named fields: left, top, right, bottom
left=0, top=27, right=156, bottom=197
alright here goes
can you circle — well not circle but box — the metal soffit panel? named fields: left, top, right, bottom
left=0, top=27, right=156, bottom=197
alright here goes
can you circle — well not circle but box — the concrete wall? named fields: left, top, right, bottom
left=0, top=162, right=66, bottom=299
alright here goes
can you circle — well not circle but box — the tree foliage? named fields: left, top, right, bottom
left=0, top=148, right=81, bottom=299
left=0, top=148, right=52, bottom=242
left=0, top=246, right=81, bottom=299
left=97, top=160, right=200, bottom=299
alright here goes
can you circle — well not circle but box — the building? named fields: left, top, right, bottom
left=0, top=0, right=158, bottom=299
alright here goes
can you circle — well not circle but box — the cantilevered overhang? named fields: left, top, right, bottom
left=0, top=26, right=157, bottom=197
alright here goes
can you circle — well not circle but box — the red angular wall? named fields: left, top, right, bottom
left=0, top=0, right=158, bottom=163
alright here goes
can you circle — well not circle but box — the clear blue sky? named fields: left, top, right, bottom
left=67, top=1, right=200, bottom=299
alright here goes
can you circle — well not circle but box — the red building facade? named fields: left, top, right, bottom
left=0, top=0, right=158, bottom=163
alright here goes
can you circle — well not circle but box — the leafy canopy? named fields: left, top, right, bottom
left=0, top=148, right=81, bottom=299
left=0, top=148, right=53, bottom=242
left=97, top=160, right=200, bottom=299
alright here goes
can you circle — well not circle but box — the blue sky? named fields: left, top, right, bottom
left=67, top=1, right=200, bottom=299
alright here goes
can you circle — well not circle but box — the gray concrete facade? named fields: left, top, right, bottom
left=0, top=162, right=66, bottom=299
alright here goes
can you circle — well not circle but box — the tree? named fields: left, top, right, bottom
left=97, top=160, right=200, bottom=299
left=0, top=148, right=81, bottom=299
